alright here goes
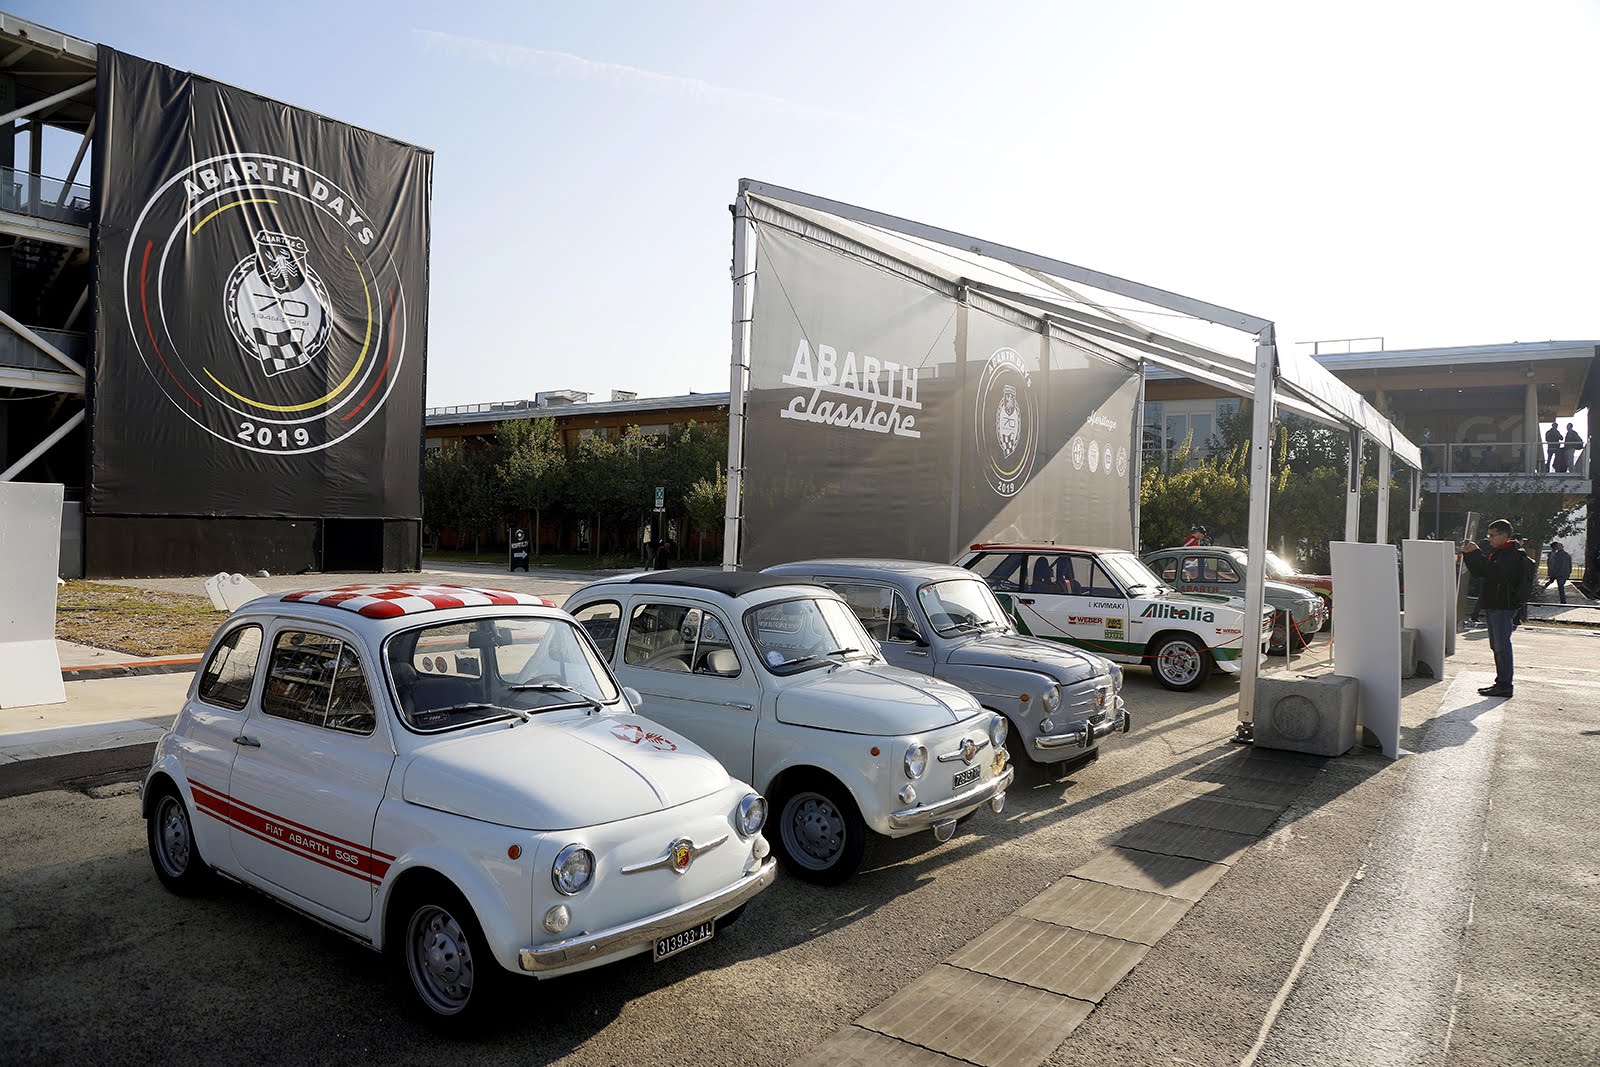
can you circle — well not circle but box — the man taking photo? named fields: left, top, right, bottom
left=1461, top=518, right=1536, bottom=699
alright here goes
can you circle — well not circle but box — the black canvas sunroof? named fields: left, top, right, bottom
left=629, top=567, right=813, bottom=598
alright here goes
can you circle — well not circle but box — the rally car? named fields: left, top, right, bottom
left=954, top=545, right=1274, bottom=691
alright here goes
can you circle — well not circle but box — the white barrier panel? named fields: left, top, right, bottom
left=204, top=572, right=266, bottom=613
left=1330, top=540, right=1402, bottom=758
left=0, top=481, right=66, bottom=709
left=1402, top=539, right=1454, bottom=681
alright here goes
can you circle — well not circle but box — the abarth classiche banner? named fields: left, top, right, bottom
left=90, top=48, right=430, bottom=517
left=739, top=215, right=1138, bottom=568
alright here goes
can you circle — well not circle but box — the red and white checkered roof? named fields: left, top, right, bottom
left=280, top=584, right=556, bottom=620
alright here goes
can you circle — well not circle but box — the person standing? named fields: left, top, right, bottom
left=1548, top=541, right=1573, bottom=604
left=1545, top=421, right=1564, bottom=472
left=1461, top=519, right=1533, bottom=698
left=1563, top=422, right=1584, bottom=473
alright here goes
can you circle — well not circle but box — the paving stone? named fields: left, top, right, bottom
left=1180, top=771, right=1307, bottom=807
left=948, top=915, right=1148, bottom=1002
left=857, top=964, right=1092, bottom=1067
left=1070, top=846, right=1230, bottom=901
left=792, top=1026, right=972, bottom=1066
left=1150, top=794, right=1285, bottom=836
left=1203, top=752, right=1323, bottom=785
left=1018, top=876, right=1193, bottom=946
left=1116, top=820, right=1256, bottom=865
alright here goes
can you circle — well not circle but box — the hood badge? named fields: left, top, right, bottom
left=620, top=834, right=729, bottom=876
left=938, top=736, right=990, bottom=765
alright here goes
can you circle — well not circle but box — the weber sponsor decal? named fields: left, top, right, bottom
left=1067, top=615, right=1103, bottom=626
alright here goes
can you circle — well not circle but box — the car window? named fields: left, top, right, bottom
left=692, top=612, right=742, bottom=678
left=1154, top=558, right=1179, bottom=582
left=1056, top=556, right=1094, bottom=595
left=918, top=578, right=1012, bottom=637
left=325, top=646, right=376, bottom=735
left=261, top=631, right=343, bottom=728
left=823, top=581, right=913, bottom=642
left=745, top=596, right=875, bottom=674
left=1212, top=557, right=1241, bottom=582
left=968, top=552, right=1029, bottom=592
left=571, top=601, right=621, bottom=659
left=196, top=624, right=262, bottom=711
left=625, top=602, right=695, bottom=672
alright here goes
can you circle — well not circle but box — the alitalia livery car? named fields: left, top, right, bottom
left=954, top=545, right=1274, bottom=692
left=142, top=584, right=775, bottom=1026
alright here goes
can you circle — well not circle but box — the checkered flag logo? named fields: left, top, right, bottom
left=250, top=325, right=311, bottom=377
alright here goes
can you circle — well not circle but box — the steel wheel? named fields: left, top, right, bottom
left=1152, top=635, right=1211, bottom=692
left=147, top=787, right=215, bottom=895
left=406, top=904, right=477, bottom=1016
left=781, top=791, right=847, bottom=871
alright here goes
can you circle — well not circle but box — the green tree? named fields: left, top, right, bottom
left=423, top=444, right=497, bottom=552
left=1449, top=473, right=1584, bottom=555
left=684, top=463, right=727, bottom=562
left=494, top=418, right=566, bottom=555
left=562, top=431, right=616, bottom=556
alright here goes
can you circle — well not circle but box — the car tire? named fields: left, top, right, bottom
left=146, top=786, right=217, bottom=896
left=390, top=878, right=504, bottom=1028
left=771, top=775, right=867, bottom=886
left=1150, top=633, right=1213, bottom=692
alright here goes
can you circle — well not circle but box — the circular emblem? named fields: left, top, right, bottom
left=1116, top=446, right=1128, bottom=478
left=1103, top=443, right=1115, bottom=476
left=1270, top=695, right=1320, bottom=742
left=974, top=347, right=1037, bottom=497
left=1088, top=439, right=1101, bottom=473
left=669, top=838, right=694, bottom=874
left=1071, top=436, right=1085, bottom=470
left=120, top=153, right=410, bottom=455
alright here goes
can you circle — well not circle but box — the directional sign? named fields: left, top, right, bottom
left=655, top=486, right=665, bottom=509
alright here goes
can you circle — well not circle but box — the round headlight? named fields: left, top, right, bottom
left=904, top=743, right=928, bottom=780
left=551, top=844, right=595, bottom=896
left=988, top=714, right=1008, bottom=751
left=1042, top=685, right=1062, bottom=712
left=737, top=793, right=767, bottom=837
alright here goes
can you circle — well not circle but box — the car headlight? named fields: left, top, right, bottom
left=551, top=844, right=595, bottom=896
left=736, top=793, right=767, bottom=837
left=988, top=714, right=1008, bottom=751
left=1041, top=685, right=1062, bottom=713
left=904, top=742, right=928, bottom=780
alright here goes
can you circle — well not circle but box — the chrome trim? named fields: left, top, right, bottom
left=619, top=834, right=729, bottom=875
left=552, top=843, right=595, bottom=895
left=888, top=765, right=1015, bottom=829
left=935, top=735, right=991, bottom=763
left=519, top=859, right=777, bottom=972
left=1033, top=703, right=1132, bottom=751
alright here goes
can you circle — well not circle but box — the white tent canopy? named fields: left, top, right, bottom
left=726, top=179, right=1421, bottom=730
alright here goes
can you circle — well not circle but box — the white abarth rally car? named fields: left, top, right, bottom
left=142, top=584, right=775, bottom=1026
left=563, top=569, right=1014, bottom=885
left=955, top=545, right=1274, bottom=692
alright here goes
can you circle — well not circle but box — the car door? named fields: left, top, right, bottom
left=179, top=620, right=267, bottom=870
left=610, top=598, right=760, bottom=783
left=1036, top=554, right=1134, bottom=661
left=227, top=625, right=395, bottom=923
left=818, top=579, right=932, bottom=675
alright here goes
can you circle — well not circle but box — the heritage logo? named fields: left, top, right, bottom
left=975, top=347, right=1036, bottom=497
left=1139, top=603, right=1217, bottom=623
left=119, top=153, right=410, bottom=455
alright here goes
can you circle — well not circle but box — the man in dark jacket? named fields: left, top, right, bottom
left=1547, top=541, right=1573, bottom=604
left=1461, top=518, right=1531, bottom=698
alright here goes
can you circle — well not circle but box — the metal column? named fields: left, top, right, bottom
left=722, top=193, right=754, bottom=568
left=1375, top=444, right=1392, bottom=544
left=1237, top=325, right=1277, bottom=736
left=1345, top=429, right=1364, bottom=542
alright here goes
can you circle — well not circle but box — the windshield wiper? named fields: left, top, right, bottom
left=506, top=681, right=604, bottom=713
left=420, top=701, right=530, bottom=724
left=781, top=647, right=860, bottom=669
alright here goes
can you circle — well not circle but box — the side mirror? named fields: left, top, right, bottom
left=622, top=686, right=642, bottom=711
left=892, top=622, right=928, bottom=647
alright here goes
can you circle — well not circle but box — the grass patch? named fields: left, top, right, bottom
left=56, top=581, right=225, bottom=658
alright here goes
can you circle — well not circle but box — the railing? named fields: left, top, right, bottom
left=1417, top=440, right=1590, bottom=480
left=0, top=168, right=91, bottom=227
left=426, top=400, right=539, bottom=418
left=0, top=326, right=87, bottom=373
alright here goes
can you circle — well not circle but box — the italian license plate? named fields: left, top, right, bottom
left=654, top=919, right=715, bottom=962
left=952, top=766, right=981, bottom=788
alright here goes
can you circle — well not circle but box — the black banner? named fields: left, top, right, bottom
left=90, top=48, right=430, bottom=518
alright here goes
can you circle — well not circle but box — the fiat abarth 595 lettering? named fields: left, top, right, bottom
left=141, top=584, right=775, bottom=1026
left=562, top=569, right=1014, bottom=885
left=762, top=560, right=1130, bottom=770
left=954, top=545, right=1275, bottom=692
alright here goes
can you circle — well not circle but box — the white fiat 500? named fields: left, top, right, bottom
left=563, top=569, right=1014, bottom=885
left=142, top=584, right=775, bottom=1026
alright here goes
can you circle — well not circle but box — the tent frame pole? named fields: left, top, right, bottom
left=722, top=194, right=753, bottom=569
left=1236, top=325, right=1277, bottom=738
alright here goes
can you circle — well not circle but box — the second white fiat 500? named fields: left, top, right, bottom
left=142, top=584, right=774, bottom=1026
left=564, top=569, right=1014, bottom=884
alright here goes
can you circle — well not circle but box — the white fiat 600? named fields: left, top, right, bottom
left=563, top=569, right=1014, bottom=885
left=142, top=584, right=775, bottom=1026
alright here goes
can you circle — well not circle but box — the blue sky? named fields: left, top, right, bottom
left=22, top=0, right=1600, bottom=412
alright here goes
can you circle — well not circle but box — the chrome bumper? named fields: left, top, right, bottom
left=518, top=858, right=777, bottom=973
left=887, top=765, right=1015, bottom=830
left=1034, top=702, right=1132, bottom=751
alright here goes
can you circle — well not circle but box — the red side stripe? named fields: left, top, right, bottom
left=192, top=780, right=396, bottom=862
left=189, top=781, right=395, bottom=882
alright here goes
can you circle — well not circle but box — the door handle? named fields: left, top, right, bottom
left=1018, top=598, right=1035, bottom=605
left=719, top=701, right=754, bottom=711
left=233, top=735, right=261, bottom=747
left=906, top=650, right=930, bottom=657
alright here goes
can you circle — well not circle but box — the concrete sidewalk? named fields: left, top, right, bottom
left=0, top=672, right=187, bottom=764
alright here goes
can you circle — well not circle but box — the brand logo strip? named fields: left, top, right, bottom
left=190, top=780, right=394, bottom=879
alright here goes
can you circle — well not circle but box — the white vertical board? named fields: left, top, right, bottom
left=1402, top=539, right=1453, bottom=681
left=1331, top=540, right=1402, bottom=758
left=0, top=481, right=66, bottom=708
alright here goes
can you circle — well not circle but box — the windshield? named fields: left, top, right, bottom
left=385, top=615, right=620, bottom=732
left=744, top=597, right=877, bottom=675
left=918, top=578, right=1013, bottom=637
left=1264, top=551, right=1299, bottom=578
left=1100, top=552, right=1167, bottom=593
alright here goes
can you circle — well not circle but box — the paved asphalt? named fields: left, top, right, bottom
left=1, top=607, right=1596, bottom=1065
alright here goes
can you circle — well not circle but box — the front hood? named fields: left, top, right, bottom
left=776, top=662, right=981, bottom=735
left=402, top=712, right=729, bottom=831
left=1264, top=580, right=1320, bottom=606
left=1139, top=589, right=1255, bottom=623
left=946, top=632, right=1103, bottom=681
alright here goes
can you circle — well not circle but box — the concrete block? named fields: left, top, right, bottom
left=1400, top=626, right=1419, bottom=679
left=1254, top=674, right=1358, bottom=757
